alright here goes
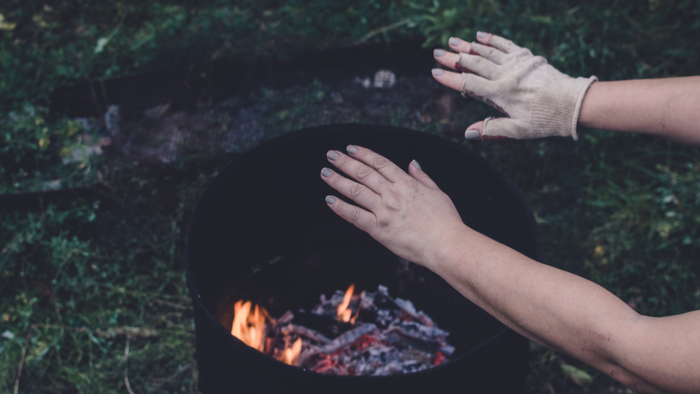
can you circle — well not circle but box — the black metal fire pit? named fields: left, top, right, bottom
left=186, top=124, right=542, bottom=393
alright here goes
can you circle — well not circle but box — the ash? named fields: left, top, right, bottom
left=266, top=285, right=455, bottom=375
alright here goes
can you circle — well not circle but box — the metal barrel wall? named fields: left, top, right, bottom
left=186, top=125, right=542, bottom=393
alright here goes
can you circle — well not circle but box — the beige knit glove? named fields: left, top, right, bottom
left=457, top=35, right=597, bottom=140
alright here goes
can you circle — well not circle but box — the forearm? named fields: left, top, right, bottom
left=578, top=77, right=700, bottom=144
left=429, top=226, right=696, bottom=393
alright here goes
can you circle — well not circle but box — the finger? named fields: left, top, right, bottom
left=464, top=121, right=484, bottom=141
left=457, top=53, right=498, bottom=80
left=462, top=74, right=508, bottom=115
left=344, top=145, right=406, bottom=183
left=320, top=167, right=382, bottom=211
left=482, top=117, right=519, bottom=140
left=324, top=195, right=377, bottom=233
left=327, top=150, right=392, bottom=193
left=469, top=42, right=506, bottom=65
left=408, top=160, right=439, bottom=189
left=461, top=72, right=494, bottom=100
left=464, top=120, right=512, bottom=141
left=431, top=68, right=463, bottom=92
left=433, top=48, right=463, bottom=72
left=476, top=31, right=520, bottom=54
left=447, top=37, right=472, bottom=54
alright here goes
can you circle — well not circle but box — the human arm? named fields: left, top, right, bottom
left=432, top=33, right=700, bottom=144
left=320, top=146, right=700, bottom=393
left=432, top=225, right=700, bottom=394
left=578, top=78, right=700, bottom=144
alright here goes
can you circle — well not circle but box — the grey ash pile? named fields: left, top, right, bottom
left=267, top=285, right=455, bottom=375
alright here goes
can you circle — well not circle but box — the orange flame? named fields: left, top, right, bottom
left=277, top=337, right=303, bottom=366
left=337, top=284, right=355, bottom=323
left=232, top=284, right=361, bottom=368
left=231, top=300, right=268, bottom=352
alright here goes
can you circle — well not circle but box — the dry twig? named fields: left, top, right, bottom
left=13, top=325, right=35, bottom=394
left=153, top=363, right=193, bottom=389
left=123, top=338, right=135, bottom=394
left=356, top=18, right=413, bottom=44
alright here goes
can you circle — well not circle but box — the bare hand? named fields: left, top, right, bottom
left=320, top=145, right=468, bottom=269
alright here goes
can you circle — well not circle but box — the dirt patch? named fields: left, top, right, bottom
left=102, top=73, right=483, bottom=164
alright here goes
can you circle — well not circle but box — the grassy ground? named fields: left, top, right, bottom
left=2, top=0, right=700, bottom=392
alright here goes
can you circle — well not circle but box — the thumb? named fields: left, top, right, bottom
left=408, top=159, right=439, bottom=189
left=465, top=118, right=516, bottom=141
left=464, top=121, right=484, bottom=140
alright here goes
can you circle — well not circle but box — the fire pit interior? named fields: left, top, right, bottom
left=218, top=264, right=458, bottom=375
left=186, top=124, right=542, bottom=393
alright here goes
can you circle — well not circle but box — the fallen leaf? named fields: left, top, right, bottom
left=0, top=14, right=17, bottom=30
left=94, top=37, right=110, bottom=53
left=38, top=137, right=50, bottom=150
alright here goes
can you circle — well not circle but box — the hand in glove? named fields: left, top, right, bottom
left=432, top=32, right=597, bottom=140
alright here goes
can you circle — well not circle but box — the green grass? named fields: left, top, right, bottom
left=0, top=158, right=216, bottom=393
left=2, top=0, right=700, bottom=392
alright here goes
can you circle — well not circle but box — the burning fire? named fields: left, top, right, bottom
left=277, top=337, right=302, bottom=365
left=231, top=301, right=268, bottom=352
left=229, top=283, right=453, bottom=375
left=336, top=284, right=355, bottom=323
left=231, top=300, right=304, bottom=366
left=232, top=284, right=360, bottom=366
left=337, top=283, right=360, bottom=324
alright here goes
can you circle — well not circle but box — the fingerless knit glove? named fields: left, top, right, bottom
left=457, top=34, right=597, bottom=140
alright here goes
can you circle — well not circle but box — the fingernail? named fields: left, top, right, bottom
left=465, top=129, right=481, bottom=140
left=431, top=68, right=444, bottom=76
left=433, top=49, right=445, bottom=57
left=449, top=37, right=460, bottom=46
left=477, top=31, right=488, bottom=39
left=346, top=145, right=358, bottom=154
left=325, top=196, right=335, bottom=204
left=321, top=168, right=333, bottom=177
left=327, top=150, right=339, bottom=161
left=412, top=160, right=422, bottom=170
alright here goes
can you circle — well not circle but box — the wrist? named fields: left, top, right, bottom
left=425, top=224, right=475, bottom=275
left=570, top=76, right=598, bottom=140
left=578, top=80, right=608, bottom=130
